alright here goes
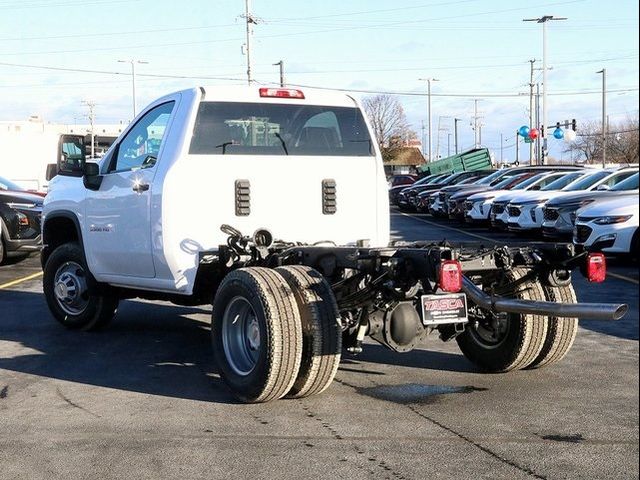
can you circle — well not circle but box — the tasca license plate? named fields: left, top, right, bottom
left=421, top=293, right=468, bottom=325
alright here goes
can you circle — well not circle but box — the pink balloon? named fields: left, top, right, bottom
left=528, top=128, right=539, bottom=140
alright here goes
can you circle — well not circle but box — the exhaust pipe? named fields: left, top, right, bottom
left=461, top=277, right=627, bottom=321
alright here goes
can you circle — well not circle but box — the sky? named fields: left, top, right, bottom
left=0, top=0, right=638, bottom=161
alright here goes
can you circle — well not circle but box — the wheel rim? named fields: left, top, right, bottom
left=221, top=296, right=262, bottom=376
left=469, top=314, right=512, bottom=348
left=53, top=261, right=89, bottom=316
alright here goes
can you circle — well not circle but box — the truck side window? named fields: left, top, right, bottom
left=110, top=101, right=175, bottom=173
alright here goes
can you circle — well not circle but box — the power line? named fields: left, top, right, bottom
left=577, top=128, right=639, bottom=137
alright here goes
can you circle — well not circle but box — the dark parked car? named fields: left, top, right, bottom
left=387, top=174, right=418, bottom=188
left=390, top=173, right=448, bottom=206
left=398, top=170, right=486, bottom=211
left=0, top=176, right=44, bottom=264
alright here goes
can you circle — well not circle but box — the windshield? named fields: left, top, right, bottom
left=511, top=172, right=547, bottom=190
left=474, top=170, right=504, bottom=185
left=425, top=173, right=448, bottom=184
left=494, top=173, right=528, bottom=189
left=437, top=173, right=461, bottom=184
left=0, top=176, right=24, bottom=191
left=459, top=176, right=482, bottom=185
left=562, top=170, right=610, bottom=191
left=190, top=101, right=374, bottom=156
left=611, top=172, right=639, bottom=191
left=541, top=171, right=585, bottom=191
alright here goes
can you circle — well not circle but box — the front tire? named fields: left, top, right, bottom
left=456, top=268, right=548, bottom=372
left=43, top=242, right=118, bottom=331
left=211, top=268, right=303, bottom=403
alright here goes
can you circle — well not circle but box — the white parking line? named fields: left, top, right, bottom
left=0, top=271, right=43, bottom=290
left=608, top=272, right=639, bottom=285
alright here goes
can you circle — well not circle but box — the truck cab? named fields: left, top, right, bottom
left=43, top=86, right=389, bottom=295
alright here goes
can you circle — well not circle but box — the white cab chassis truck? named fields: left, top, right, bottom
left=42, top=86, right=627, bottom=403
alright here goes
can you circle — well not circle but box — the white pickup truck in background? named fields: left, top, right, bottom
left=41, top=86, right=627, bottom=403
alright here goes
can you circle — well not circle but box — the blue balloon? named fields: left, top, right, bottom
left=553, top=127, right=564, bottom=139
left=518, top=125, right=530, bottom=137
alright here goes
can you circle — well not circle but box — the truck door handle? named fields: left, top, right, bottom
left=132, top=182, right=150, bottom=193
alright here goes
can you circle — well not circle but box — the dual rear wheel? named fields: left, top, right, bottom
left=211, top=266, right=342, bottom=403
left=456, top=268, right=578, bottom=372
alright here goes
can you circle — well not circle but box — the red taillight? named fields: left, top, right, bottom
left=259, top=88, right=305, bottom=99
left=439, top=260, right=462, bottom=293
left=587, top=253, right=606, bottom=283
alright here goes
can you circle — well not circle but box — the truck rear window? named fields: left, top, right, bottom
left=189, top=102, right=374, bottom=156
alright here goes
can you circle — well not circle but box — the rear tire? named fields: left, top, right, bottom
left=456, top=268, right=548, bottom=372
left=276, top=266, right=342, bottom=398
left=0, top=227, right=5, bottom=265
left=527, top=282, right=578, bottom=369
left=211, top=268, right=303, bottom=403
left=43, top=242, right=118, bottom=331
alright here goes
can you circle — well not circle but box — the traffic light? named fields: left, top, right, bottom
left=571, top=119, right=577, bottom=131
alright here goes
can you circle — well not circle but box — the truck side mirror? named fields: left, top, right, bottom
left=45, top=163, right=58, bottom=181
left=57, top=134, right=86, bottom=177
left=82, top=162, right=103, bottom=191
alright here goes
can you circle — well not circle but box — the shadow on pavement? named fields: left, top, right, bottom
left=0, top=290, right=237, bottom=404
left=342, top=343, right=479, bottom=374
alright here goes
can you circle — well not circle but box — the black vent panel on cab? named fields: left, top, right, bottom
left=235, top=179, right=251, bottom=216
left=322, top=179, right=337, bottom=215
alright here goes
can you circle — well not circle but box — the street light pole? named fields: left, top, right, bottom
left=118, top=59, right=148, bottom=119
left=500, top=133, right=504, bottom=164
left=454, top=118, right=461, bottom=154
left=81, top=100, right=96, bottom=158
left=273, top=60, right=284, bottom=87
left=528, top=59, right=536, bottom=164
left=418, top=78, right=438, bottom=162
left=523, top=15, right=567, bottom=165
left=597, top=68, right=607, bottom=168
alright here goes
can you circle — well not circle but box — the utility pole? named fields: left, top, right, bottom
left=528, top=59, right=536, bottom=163
left=597, top=68, right=607, bottom=168
left=421, top=121, right=426, bottom=155
left=447, top=133, right=451, bottom=157
left=515, top=131, right=520, bottom=165
left=535, top=83, right=541, bottom=165
left=500, top=133, right=504, bottom=164
left=82, top=100, right=96, bottom=158
left=454, top=118, right=461, bottom=154
left=242, top=0, right=258, bottom=84
left=523, top=15, right=567, bottom=165
left=418, top=78, right=438, bottom=162
left=273, top=60, right=284, bottom=87
left=118, top=59, right=148, bottom=119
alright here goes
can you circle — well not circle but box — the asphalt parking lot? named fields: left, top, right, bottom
left=1, top=213, right=638, bottom=480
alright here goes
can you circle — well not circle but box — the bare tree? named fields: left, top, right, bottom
left=609, top=118, right=639, bottom=164
left=362, top=95, right=413, bottom=148
left=563, top=117, right=639, bottom=164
